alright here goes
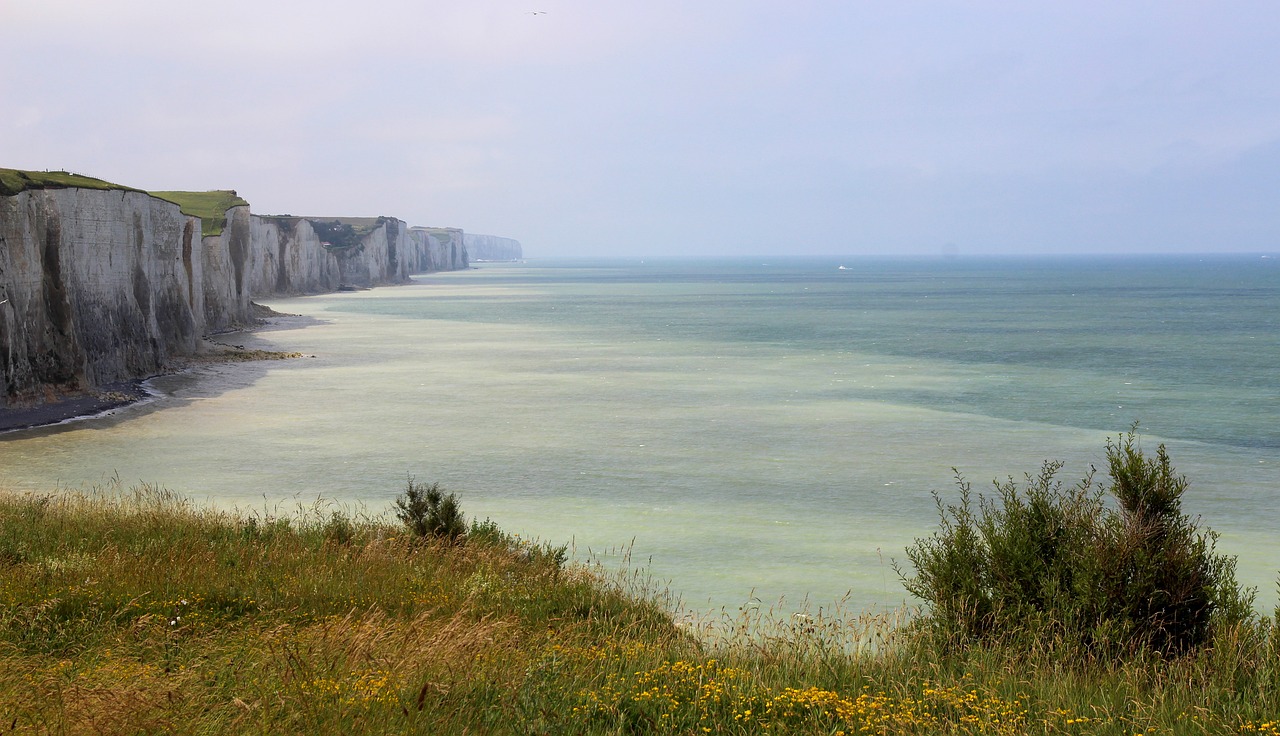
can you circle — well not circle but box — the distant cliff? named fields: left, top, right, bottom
left=0, top=168, right=507, bottom=409
left=411, top=227, right=469, bottom=271
left=463, top=233, right=523, bottom=261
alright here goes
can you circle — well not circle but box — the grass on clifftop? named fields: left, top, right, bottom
left=0, top=168, right=142, bottom=198
left=150, top=190, right=251, bottom=237
left=0, top=170, right=245, bottom=238
left=2, top=479, right=1278, bottom=734
left=416, top=225, right=461, bottom=244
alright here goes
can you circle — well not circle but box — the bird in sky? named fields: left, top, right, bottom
left=528, top=10, right=547, bottom=15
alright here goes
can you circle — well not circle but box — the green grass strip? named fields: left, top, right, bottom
left=0, top=169, right=248, bottom=238
left=150, top=190, right=250, bottom=237
left=0, top=167, right=141, bottom=198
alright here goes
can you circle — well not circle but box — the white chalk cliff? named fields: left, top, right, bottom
left=463, top=233, right=523, bottom=261
left=1, top=175, right=504, bottom=408
left=0, top=188, right=205, bottom=400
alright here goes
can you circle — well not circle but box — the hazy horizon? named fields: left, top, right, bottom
left=514, top=250, right=1280, bottom=261
left=3, top=1, right=1278, bottom=258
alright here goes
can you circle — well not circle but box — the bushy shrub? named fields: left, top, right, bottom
left=898, top=430, right=1254, bottom=656
left=394, top=478, right=466, bottom=542
left=321, top=510, right=355, bottom=546
left=467, top=517, right=507, bottom=547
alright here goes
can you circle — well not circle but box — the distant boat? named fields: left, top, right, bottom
left=837, top=265, right=850, bottom=270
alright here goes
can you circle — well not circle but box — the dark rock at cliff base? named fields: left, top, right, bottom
left=251, top=302, right=296, bottom=319
left=0, top=382, right=150, bottom=434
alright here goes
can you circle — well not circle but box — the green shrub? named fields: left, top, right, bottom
left=468, top=517, right=507, bottom=547
left=394, top=478, right=466, bottom=542
left=898, top=429, right=1254, bottom=656
left=321, top=510, right=356, bottom=546
left=1102, top=434, right=1255, bottom=652
left=309, top=219, right=361, bottom=250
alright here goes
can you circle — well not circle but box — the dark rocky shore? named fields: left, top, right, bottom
left=0, top=323, right=310, bottom=435
left=0, top=382, right=152, bottom=434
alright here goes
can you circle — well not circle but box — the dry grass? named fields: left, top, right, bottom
left=1, top=484, right=1276, bottom=734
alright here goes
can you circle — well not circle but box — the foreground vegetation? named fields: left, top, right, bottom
left=900, top=431, right=1257, bottom=657
left=1, top=451, right=1278, bottom=733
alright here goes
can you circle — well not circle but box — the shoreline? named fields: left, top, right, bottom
left=1, top=310, right=312, bottom=436
left=0, top=381, right=156, bottom=435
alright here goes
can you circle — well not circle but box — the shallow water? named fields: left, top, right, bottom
left=2, top=256, right=1277, bottom=614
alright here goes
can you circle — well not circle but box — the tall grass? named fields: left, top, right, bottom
left=1, top=482, right=1276, bottom=734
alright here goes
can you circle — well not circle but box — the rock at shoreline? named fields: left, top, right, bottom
left=0, top=382, right=150, bottom=434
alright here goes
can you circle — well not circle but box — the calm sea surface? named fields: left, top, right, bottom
left=2, top=256, right=1278, bottom=614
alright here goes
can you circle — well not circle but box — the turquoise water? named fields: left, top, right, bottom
left=1, top=255, right=1277, bottom=614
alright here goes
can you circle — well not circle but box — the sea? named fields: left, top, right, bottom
left=2, top=255, right=1277, bottom=616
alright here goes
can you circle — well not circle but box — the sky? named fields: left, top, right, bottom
left=2, top=1, right=1279, bottom=257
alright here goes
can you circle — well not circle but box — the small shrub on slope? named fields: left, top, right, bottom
left=395, top=478, right=466, bottom=542
left=898, top=429, right=1254, bottom=656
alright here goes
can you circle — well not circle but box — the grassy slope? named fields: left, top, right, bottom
left=1, top=488, right=1277, bottom=734
left=0, top=168, right=141, bottom=198
left=417, top=226, right=460, bottom=243
left=150, top=190, right=250, bottom=237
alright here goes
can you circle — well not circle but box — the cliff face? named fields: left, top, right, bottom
left=463, top=233, right=522, bottom=261
left=1, top=171, right=511, bottom=409
left=246, top=216, right=428, bottom=296
left=202, top=204, right=254, bottom=331
left=0, top=189, right=204, bottom=402
left=197, top=203, right=415, bottom=331
left=410, top=227, right=469, bottom=272
left=247, top=217, right=340, bottom=296
left=321, top=217, right=412, bottom=288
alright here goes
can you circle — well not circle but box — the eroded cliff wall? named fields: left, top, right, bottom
left=245, top=216, right=421, bottom=295
left=409, top=227, right=469, bottom=272
left=463, top=233, right=522, bottom=261
left=247, top=217, right=340, bottom=296
left=0, top=189, right=205, bottom=403
left=323, top=217, right=411, bottom=288
left=202, top=204, right=254, bottom=331
left=2, top=173, right=513, bottom=408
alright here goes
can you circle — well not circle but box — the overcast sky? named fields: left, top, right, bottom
left=3, top=1, right=1278, bottom=257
